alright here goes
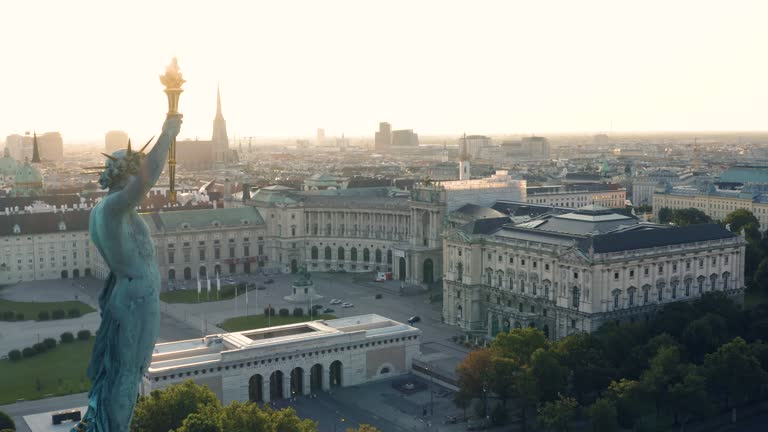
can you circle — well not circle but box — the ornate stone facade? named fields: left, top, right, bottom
left=442, top=206, right=746, bottom=340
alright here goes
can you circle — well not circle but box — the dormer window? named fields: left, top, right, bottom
left=241, top=220, right=249, bottom=225
left=12, top=224, right=20, bottom=234
left=212, top=221, right=221, bottom=227
left=58, top=221, right=67, bottom=231
left=181, top=223, right=190, bottom=230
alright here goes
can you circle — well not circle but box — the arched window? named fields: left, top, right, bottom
left=571, top=286, right=579, bottom=308
left=485, top=268, right=493, bottom=286
left=722, top=272, right=730, bottom=290
left=312, top=224, right=318, bottom=235
left=520, top=279, right=525, bottom=293
left=291, top=226, right=296, bottom=236
left=684, top=278, right=692, bottom=296
left=325, top=246, right=332, bottom=260
left=375, top=249, right=382, bottom=263
left=697, top=276, right=705, bottom=294
left=363, top=248, right=370, bottom=262
left=457, top=305, right=463, bottom=320
left=497, top=271, right=503, bottom=288
left=456, top=263, right=463, bottom=282
left=710, top=273, right=718, bottom=290
left=671, top=280, right=679, bottom=299
left=351, top=247, right=358, bottom=261
left=532, top=282, right=538, bottom=296
left=657, top=281, right=665, bottom=302
left=613, top=289, right=621, bottom=309
left=326, top=223, right=332, bottom=236
left=311, top=246, right=318, bottom=260
left=337, top=247, right=345, bottom=261
left=642, top=284, right=650, bottom=304
left=628, top=287, right=636, bottom=306
left=387, top=249, right=392, bottom=265
left=508, top=276, right=514, bottom=291
left=543, top=280, right=551, bottom=299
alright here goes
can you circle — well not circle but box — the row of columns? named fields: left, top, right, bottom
left=256, top=368, right=334, bottom=403
left=306, top=210, right=410, bottom=239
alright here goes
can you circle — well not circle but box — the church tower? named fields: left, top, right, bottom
left=458, top=133, right=470, bottom=180
left=212, top=84, right=229, bottom=166
left=31, top=132, right=41, bottom=164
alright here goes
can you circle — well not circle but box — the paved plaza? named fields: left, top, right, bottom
left=1, top=270, right=470, bottom=431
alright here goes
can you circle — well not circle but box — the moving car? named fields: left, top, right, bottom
left=341, top=302, right=354, bottom=308
left=256, top=285, right=266, bottom=290
left=264, top=278, right=275, bottom=284
left=330, top=299, right=342, bottom=305
left=323, top=308, right=335, bottom=313
left=407, top=316, right=421, bottom=325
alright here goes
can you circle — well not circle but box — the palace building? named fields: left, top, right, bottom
left=441, top=205, right=745, bottom=340
left=141, top=314, right=421, bottom=404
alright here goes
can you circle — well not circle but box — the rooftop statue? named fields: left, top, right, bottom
left=71, top=114, right=182, bottom=432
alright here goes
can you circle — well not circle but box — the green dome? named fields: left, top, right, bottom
left=0, top=153, right=17, bottom=176
left=15, top=162, right=43, bottom=184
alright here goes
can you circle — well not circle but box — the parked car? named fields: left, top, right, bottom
left=264, top=278, right=275, bottom=284
left=323, top=308, right=335, bottom=313
left=375, top=294, right=383, bottom=299
left=312, top=304, right=324, bottom=310
left=408, top=316, right=421, bottom=325
left=330, top=299, right=342, bottom=305
left=257, top=285, right=266, bottom=290
left=342, top=302, right=354, bottom=308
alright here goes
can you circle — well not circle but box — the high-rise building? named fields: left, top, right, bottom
left=392, top=129, right=419, bottom=147
left=5, top=132, right=63, bottom=162
left=317, top=128, right=325, bottom=146
left=105, top=131, right=129, bottom=154
left=374, top=122, right=392, bottom=152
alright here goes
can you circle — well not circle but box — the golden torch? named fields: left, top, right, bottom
left=159, top=57, right=185, bottom=204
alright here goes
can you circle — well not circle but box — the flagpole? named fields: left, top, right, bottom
left=197, top=276, right=201, bottom=303
left=207, top=276, right=211, bottom=302
left=216, top=272, right=220, bottom=300
left=245, top=282, right=249, bottom=317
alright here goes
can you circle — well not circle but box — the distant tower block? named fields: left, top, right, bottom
left=458, top=133, right=471, bottom=180
left=317, top=128, right=325, bottom=146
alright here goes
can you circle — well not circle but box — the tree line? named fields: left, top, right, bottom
left=130, top=381, right=378, bottom=432
left=455, top=291, right=768, bottom=432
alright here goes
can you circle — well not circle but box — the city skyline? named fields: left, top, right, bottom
left=2, top=0, right=768, bottom=142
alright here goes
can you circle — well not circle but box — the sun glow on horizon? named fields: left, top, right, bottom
left=2, top=0, right=768, bottom=142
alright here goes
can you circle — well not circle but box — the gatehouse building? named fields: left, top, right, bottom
left=141, top=314, right=421, bottom=404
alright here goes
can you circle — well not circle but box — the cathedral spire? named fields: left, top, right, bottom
left=216, top=82, right=223, bottom=119
left=31, top=131, right=41, bottom=163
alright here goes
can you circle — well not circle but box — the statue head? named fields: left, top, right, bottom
left=92, top=138, right=152, bottom=190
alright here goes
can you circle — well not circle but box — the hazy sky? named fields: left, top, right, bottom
left=2, top=0, right=767, bottom=142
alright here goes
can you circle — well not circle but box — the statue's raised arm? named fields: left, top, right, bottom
left=99, top=115, right=182, bottom=213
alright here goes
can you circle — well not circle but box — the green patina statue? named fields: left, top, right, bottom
left=293, top=265, right=313, bottom=287
left=71, top=114, right=182, bottom=432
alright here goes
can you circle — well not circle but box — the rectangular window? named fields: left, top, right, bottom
left=545, top=263, right=549, bottom=270
left=509, top=257, right=513, bottom=264
left=573, top=272, right=578, bottom=279
left=168, top=251, right=175, bottom=264
left=658, top=265, right=663, bottom=274
left=533, top=261, right=537, bottom=268
left=244, top=246, right=250, bottom=256
left=199, top=249, right=205, bottom=261
left=183, top=251, right=190, bottom=263
left=686, top=262, right=691, bottom=270
left=724, top=255, right=729, bottom=265
left=614, top=272, right=619, bottom=280
left=521, top=259, right=526, bottom=265
left=644, top=267, right=649, bottom=276
left=498, top=256, right=502, bottom=262
left=571, top=319, right=576, bottom=329
left=629, top=270, right=635, bottom=278
left=229, top=247, right=235, bottom=258
left=699, top=259, right=704, bottom=268
left=673, top=264, right=677, bottom=273
left=258, top=244, right=264, bottom=255
left=214, top=248, right=220, bottom=260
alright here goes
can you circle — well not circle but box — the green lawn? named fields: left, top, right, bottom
left=0, top=298, right=95, bottom=321
left=0, top=338, right=94, bottom=404
left=220, top=314, right=337, bottom=332
left=160, top=284, right=247, bottom=304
